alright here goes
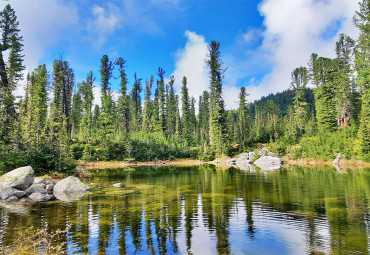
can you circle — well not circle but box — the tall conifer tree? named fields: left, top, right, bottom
left=0, top=4, right=24, bottom=146
left=207, top=41, right=227, bottom=155
left=354, top=0, right=370, bottom=158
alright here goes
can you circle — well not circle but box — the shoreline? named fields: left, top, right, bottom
left=78, top=157, right=370, bottom=171
left=78, top=159, right=204, bottom=170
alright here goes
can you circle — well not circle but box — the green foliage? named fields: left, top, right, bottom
left=289, top=127, right=359, bottom=161
left=198, top=143, right=216, bottom=161
left=130, top=131, right=196, bottom=161
left=0, top=145, right=77, bottom=174
left=207, top=41, right=227, bottom=155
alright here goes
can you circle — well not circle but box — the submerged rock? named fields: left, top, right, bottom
left=112, top=183, right=124, bottom=188
left=0, top=166, right=34, bottom=191
left=254, top=156, right=282, bottom=170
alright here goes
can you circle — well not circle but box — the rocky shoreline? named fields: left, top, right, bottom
left=0, top=166, right=90, bottom=203
left=226, top=147, right=283, bottom=171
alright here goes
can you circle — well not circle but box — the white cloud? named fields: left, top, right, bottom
left=226, top=0, right=359, bottom=103
left=243, top=28, right=263, bottom=44
left=88, top=4, right=121, bottom=47
left=0, top=0, right=79, bottom=70
left=172, top=31, right=209, bottom=104
left=172, top=30, right=243, bottom=109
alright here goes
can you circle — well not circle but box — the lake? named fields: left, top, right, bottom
left=0, top=165, right=369, bottom=254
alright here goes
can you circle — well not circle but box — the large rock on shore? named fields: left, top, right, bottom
left=0, top=166, right=34, bottom=191
left=0, top=187, right=26, bottom=200
left=53, top=176, right=89, bottom=202
left=29, top=193, right=54, bottom=202
left=235, top=157, right=252, bottom=168
left=53, top=176, right=90, bottom=193
left=254, top=156, right=282, bottom=170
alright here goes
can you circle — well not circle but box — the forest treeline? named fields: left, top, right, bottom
left=0, top=1, right=369, bottom=173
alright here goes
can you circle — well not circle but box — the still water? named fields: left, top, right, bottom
left=0, top=165, right=369, bottom=254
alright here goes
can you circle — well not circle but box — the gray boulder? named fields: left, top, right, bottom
left=46, top=184, right=54, bottom=191
left=53, top=176, right=89, bottom=202
left=33, top=177, right=47, bottom=184
left=6, top=196, right=18, bottom=202
left=26, top=183, right=47, bottom=195
left=0, top=166, right=34, bottom=191
left=235, top=157, right=252, bottom=167
left=248, top=152, right=256, bottom=161
left=258, top=147, right=268, bottom=156
left=28, top=193, right=54, bottom=202
left=0, top=187, right=26, bottom=200
left=53, top=176, right=90, bottom=193
left=254, top=156, right=282, bottom=170
left=332, top=153, right=343, bottom=165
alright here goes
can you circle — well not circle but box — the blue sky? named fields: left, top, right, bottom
left=1, top=0, right=359, bottom=109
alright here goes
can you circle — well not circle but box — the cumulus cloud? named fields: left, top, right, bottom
left=172, top=31, right=209, bottom=102
left=88, top=4, right=122, bottom=48
left=0, top=0, right=78, bottom=99
left=227, top=0, right=359, bottom=103
left=172, top=30, right=243, bottom=109
left=0, top=0, right=78, bottom=70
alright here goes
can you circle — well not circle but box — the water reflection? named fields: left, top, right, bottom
left=0, top=165, right=369, bottom=254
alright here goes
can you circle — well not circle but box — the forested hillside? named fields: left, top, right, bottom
left=0, top=1, right=369, bottom=174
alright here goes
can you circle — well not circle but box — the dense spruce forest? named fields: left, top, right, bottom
left=0, top=1, right=369, bottom=174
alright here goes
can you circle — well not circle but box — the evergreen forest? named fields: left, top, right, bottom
left=0, top=1, right=369, bottom=174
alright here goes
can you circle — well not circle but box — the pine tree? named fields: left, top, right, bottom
left=198, top=91, right=210, bottom=145
left=100, top=55, right=115, bottom=140
left=354, top=0, right=370, bottom=158
left=237, top=87, right=249, bottom=150
left=151, top=86, right=161, bottom=132
left=46, top=60, right=74, bottom=161
left=115, top=57, right=130, bottom=134
left=175, top=95, right=182, bottom=137
left=166, top=75, right=177, bottom=135
left=290, top=67, right=308, bottom=137
left=71, top=89, right=82, bottom=139
left=157, top=67, right=166, bottom=133
left=24, top=65, right=48, bottom=149
left=130, top=73, right=142, bottom=132
left=0, top=4, right=24, bottom=146
left=181, top=76, right=192, bottom=144
left=310, top=56, right=337, bottom=132
left=79, top=72, right=94, bottom=141
left=207, top=41, right=227, bottom=155
left=190, top=96, right=197, bottom=141
left=143, top=75, right=154, bottom=131
left=334, top=34, right=355, bottom=127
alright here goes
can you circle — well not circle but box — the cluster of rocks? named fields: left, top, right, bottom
left=227, top=148, right=283, bottom=171
left=0, top=166, right=90, bottom=203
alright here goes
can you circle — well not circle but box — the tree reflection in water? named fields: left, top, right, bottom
left=0, top=165, right=369, bottom=254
